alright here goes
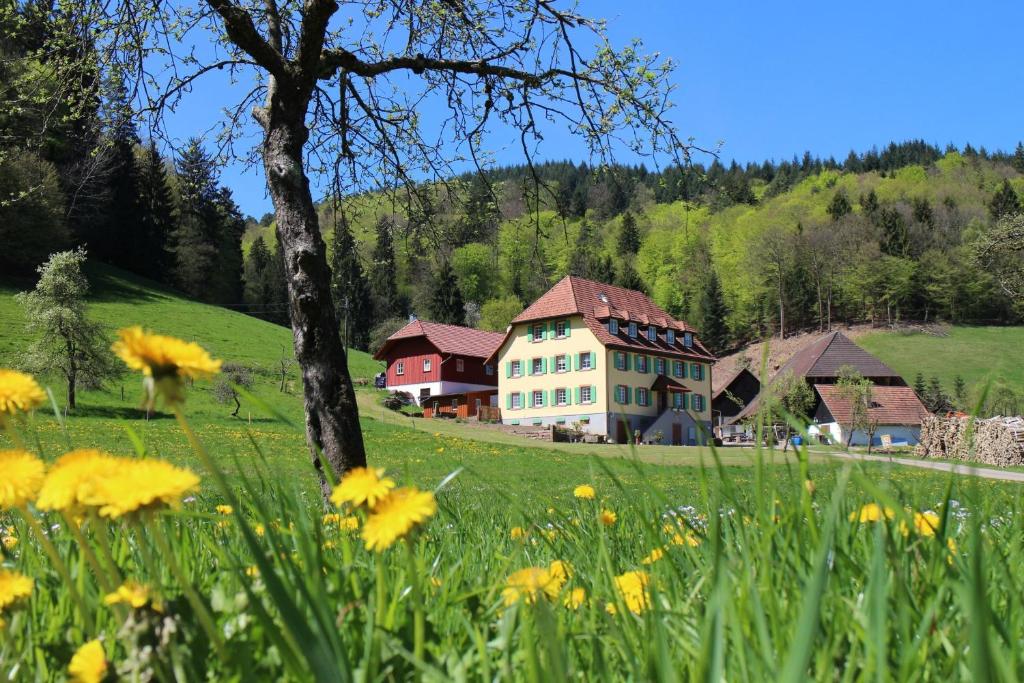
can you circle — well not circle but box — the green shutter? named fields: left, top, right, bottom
left=564, top=320, right=571, bottom=338
left=683, top=393, right=689, bottom=410
left=574, top=353, right=581, bottom=371
left=541, top=357, right=548, bottom=374
left=505, top=361, right=512, bottom=378
left=625, top=353, right=632, bottom=371
left=625, top=386, right=632, bottom=405
left=550, top=388, right=557, bottom=405
left=520, top=392, right=525, bottom=408
left=549, top=321, right=556, bottom=337
left=540, top=391, right=546, bottom=407
left=506, top=393, right=512, bottom=409
left=565, top=388, right=572, bottom=406
left=681, top=362, right=688, bottom=379
left=526, top=327, right=533, bottom=342
left=591, top=385, right=597, bottom=403
left=574, top=386, right=581, bottom=404
left=590, top=351, right=597, bottom=369
left=551, top=355, right=557, bottom=372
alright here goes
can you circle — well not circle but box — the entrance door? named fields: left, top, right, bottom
left=687, top=426, right=696, bottom=446
left=658, top=391, right=667, bottom=412
left=672, top=423, right=682, bottom=446
left=616, top=419, right=628, bottom=444
left=474, top=398, right=482, bottom=416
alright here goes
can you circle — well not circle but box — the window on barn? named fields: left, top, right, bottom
left=396, top=361, right=405, bottom=375
left=423, top=358, right=432, bottom=372
left=485, top=364, right=493, bottom=376
left=456, top=358, right=464, bottom=372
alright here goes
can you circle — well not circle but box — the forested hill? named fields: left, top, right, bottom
left=241, top=140, right=1024, bottom=354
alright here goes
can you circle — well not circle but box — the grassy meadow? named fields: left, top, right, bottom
left=3, top=265, right=1024, bottom=679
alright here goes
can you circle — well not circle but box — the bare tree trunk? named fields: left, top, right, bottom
left=66, top=337, right=77, bottom=410
left=777, top=276, right=785, bottom=339
left=261, top=102, right=367, bottom=496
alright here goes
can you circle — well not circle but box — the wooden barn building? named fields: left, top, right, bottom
left=373, top=319, right=504, bottom=409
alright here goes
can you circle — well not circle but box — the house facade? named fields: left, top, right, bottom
left=808, top=384, right=930, bottom=447
left=487, top=276, right=716, bottom=445
left=373, top=320, right=504, bottom=405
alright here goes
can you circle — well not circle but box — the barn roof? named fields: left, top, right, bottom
left=777, top=331, right=899, bottom=380
left=373, top=320, right=505, bottom=360
left=491, top=275, right=715, bottom=362
left=712, top=367, right=759, bottom=399
left=814, top=384, right=931, bottom=427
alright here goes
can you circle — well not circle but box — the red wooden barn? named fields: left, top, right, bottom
left=373, top=319, right=504, bottom=407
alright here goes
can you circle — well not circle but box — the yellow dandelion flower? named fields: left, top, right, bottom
left=605, top=602, right=618, bottom=615
left=322, top=513, right=341, bottom=526
left=68, top=639, right=107, bottom=683
left=0, top=449, right=45, bottom=510
left=573, top=484, right=596, bottom=500
left=849, top=503, right=896, bottom=524
left=253, top=523, right=265, bottom=537
left=0, top=369, right=46, bottom=416
left=502, top=567, right=561, bottom=606
left=339, top=515, right=359, bottom=531
left=641, top=547, right=665, bottom=565
left=911, top=511, right=941, bottom=537
left=330, top=467, right=395, bottom=510
left=103, top=580, right=161, bottom=611
left=112, top=326, right=221, bottom=404
left=671, top=532, right=701, bottom=548
left=804, top=479, right=816, bottom=496
left=564, top=587, right=586, bottom=610
left=36, top=449, right=123, bottom=513
left=430, top=576, right=442, bottom=589
left=83, top=459, right=200, bottom=518
left=600, top=509, right=617, bottom=526
left=613, top=570, right=651, bottom=615
left=245, top=566, right=260, bottom=577
left=2, top=535, right=17, bottom=550
left=361, top=487, right=436, bottom=552
left=216, top=504, right=233, bottom=515
left=322, top=540, right=337, bottom=550
left=510, top=526, right=527, bottom=540
left=0, top=569, right=33, bottom=610
left=548, top=560, right=572, bottom=589
left=436, top=447, right=445, bottom=454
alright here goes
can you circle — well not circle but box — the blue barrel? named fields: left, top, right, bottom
left=791, top=435, right=802, bottom=446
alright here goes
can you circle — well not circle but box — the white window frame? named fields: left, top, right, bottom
left=580, top=386, right=593, bottom=404
left=609, top=319, right=619, bottom=335
left=456, top=358, right=464, bottom=372
left=531, top=357, right=543, bottom=375
left=628, top=322, right=638, bottom=338
left=396, top=361, right=405, bottom=376
left=667, top=329, right=675, bottom=345
left=556, top=355, right=567, bottom=373
left=684, top=332, right=693, bottom=347
left=532, top=324, right=545, bottom=342
left=615, top=352, right=626, bottom=371
left=511, top=393, right=522, bottom=409
left=580, top=353, right=593, bottom=371
left=655, top=358, right=666, bottom=375
left=616, top=385, right=627, bottom=404
left=556, top=388, right=567, bottom=406
left=637, top=388, right=649, bottom=407
left=511, top=360, right=522, bottom=377
left=451, top=398, right=459, bottom=410
left=532, top=390, right=544, bottom=407
left=636, top=355, right=648, bottom=373
left=485, top=364, right=494, bottom=376
left=423, top=358, right=432, bottom=372
left=555, top=320, right=568, bottom=338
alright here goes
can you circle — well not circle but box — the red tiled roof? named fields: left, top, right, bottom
left=503, top=275, right=715, bottom=361
left=814, top=384, right=931, bottom=426
left=373, top=320, right=505, bottom=360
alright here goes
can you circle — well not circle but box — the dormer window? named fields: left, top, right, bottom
left=609, top=318, right=619, bottom=335
left=684, top=332, right=693, bottom=347
left=647, top=326, right=657, bottom=342
left=628, top=322, right=637, bottom=338
left=598, top=293, right=608, bottom=303
left=667, top=329, right=675, bottom=345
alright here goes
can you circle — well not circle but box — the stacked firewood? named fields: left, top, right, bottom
left=916, top=415, right=1024, bottom=467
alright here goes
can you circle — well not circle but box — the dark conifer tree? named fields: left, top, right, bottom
left=826, top=188, right=852, bottom=221
left=615, top=259, right=644, bottom=292
left=1014, top=143, right=1024, bottom=174
left=879, top=208, right=909, bottom=256
left=429, top=260, right=465, bottom=325
left=859, top=189, right=880, bottom=218
left=134, top=142, right=176, bottom=280
left=988, top=179, right=1020, bottom=220
left=369, top=215, right=401, bottom=319
left=100, top=85, right=143, bottom=267
left=698, top=269, right=730, bottom=354
left=243, top=235, right=274, bottom=319
left=913, top=372, right=927, bottom=399
left=330, top=214, right=373, bottom=350
left=617, top=211, right=641, bottom=255
left=567, top=221, right=598, bottom=279
left=593, top=254, right=615, bottom=285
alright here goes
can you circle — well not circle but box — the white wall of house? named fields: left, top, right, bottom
left=388, top=380, right=498, bottom=405
left=809, top=422, right=921, bottom=447
left=506, top=411, right=608, bottom=434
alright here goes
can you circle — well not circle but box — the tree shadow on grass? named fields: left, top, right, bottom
left=70, top=405, right=174, bottom=421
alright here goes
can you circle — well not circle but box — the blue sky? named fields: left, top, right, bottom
left=163, top=1, right=1024, bottom=217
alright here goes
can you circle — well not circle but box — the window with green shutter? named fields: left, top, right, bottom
left=625, top=386, right=632, bottom=404
left=625, top=353, right=632, bottom=371
left=506, top=394, right=512, bottom=409
left=590, top=352, right=597, bottom=369
left=574, top=386, right=581, bottom=404
left=573, top=353, right=581, bottom=371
